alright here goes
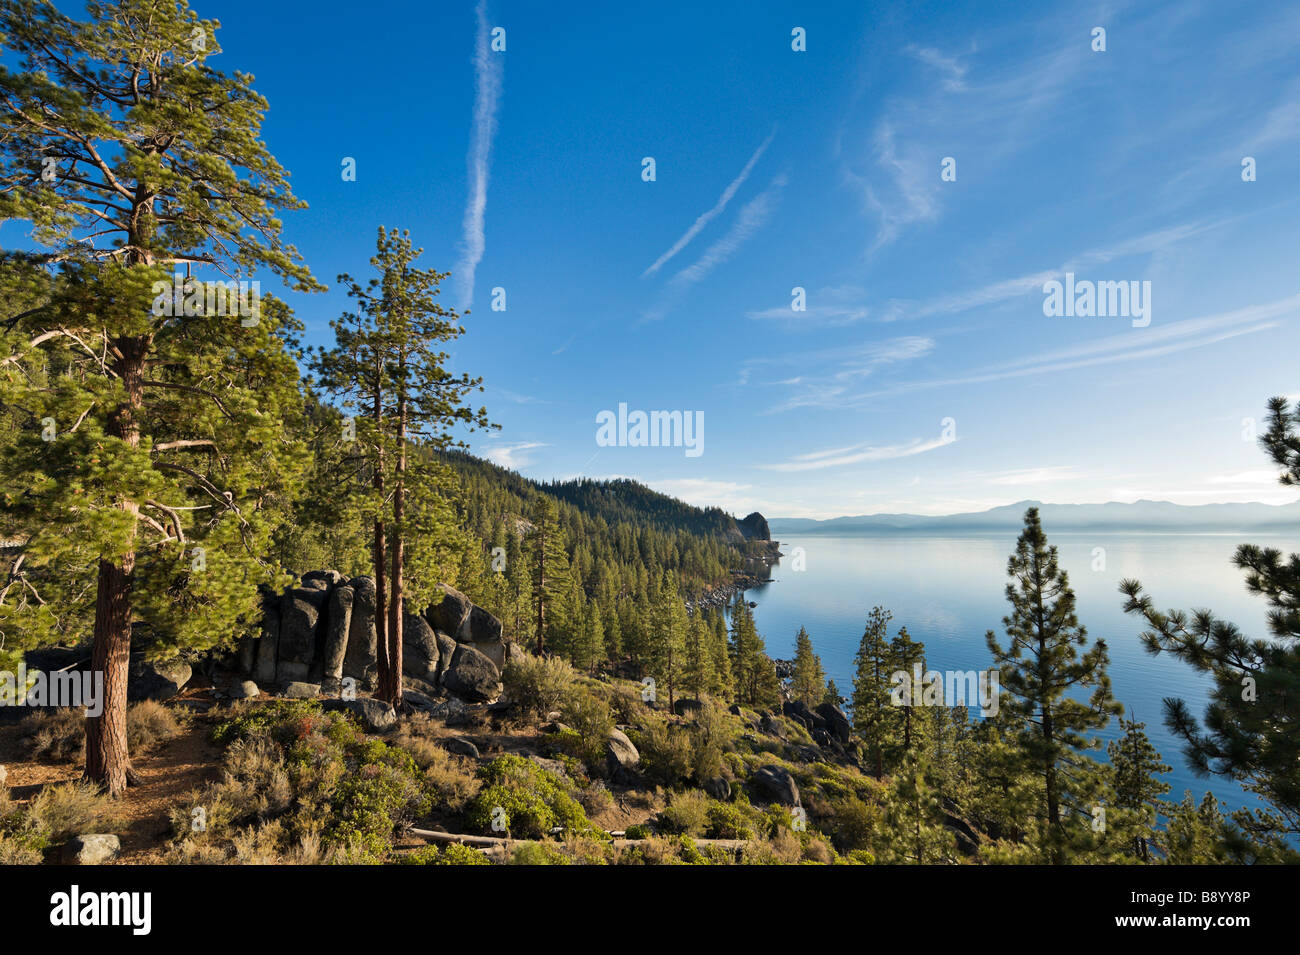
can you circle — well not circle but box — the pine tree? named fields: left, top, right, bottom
left=872, top=750, right=957, bottom=864
left=682, top=610, right=714, bottom=700
left=887, top=625, right=928, bottom=759
left=852, top=606, right=896, bottom=779
left=1159, top=792, right=1246, bottom=864
left=1120, top=397, right=1300, bottom=849
left=790, top=626, right=826, bottom=708
left=314, top=227, right=491, bottom=706
left=986, top=507, right=1121, bottom=863
left=822, top=678, right=842, bottom=707
left=647, top=571, right=687, bottom=710
left=729, top=598, right=777, bottom=707
left=0, top=0, right=317, bottom=794
left=1106, top=715, right=1171, bottom=861
left=525, top=495, right=569, bottom=654
left=709, top=610, right=733, bottom=699
left=602, top=597, right=623, bottom=661
left=570, top=600, right=605, bottom=673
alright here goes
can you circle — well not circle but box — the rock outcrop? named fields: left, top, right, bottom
left=442, top=644, right=501, bottom=702
left=738, top=511, right=771, bottom=541
left=127, top=654, right=191, bottom=701
left=606, top=727, right=640, bottom=778
left=751, top=764, right=800, bottom=806
left=236, top=572, right=512, bottom=707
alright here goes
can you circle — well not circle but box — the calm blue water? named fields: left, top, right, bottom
left=748, top=530, right=1296, bottom=817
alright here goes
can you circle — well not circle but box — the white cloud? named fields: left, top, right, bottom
left=1205, top=470, right=1285, bottom=486
left=484, top=441, right=547, bottom=470
left=908, top=45, right=969, bottom=92
left=671, top=174, right=787, bottom=287
left=740, top=335, right=935, bottom=411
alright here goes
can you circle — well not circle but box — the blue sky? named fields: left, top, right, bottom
left=13, top=0, right=1300, bottom=519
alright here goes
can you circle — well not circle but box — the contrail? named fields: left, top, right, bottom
left=640, top=173, right=787, bottom=322
left=641, top=127, right=776, bottom=278
left=456, top=0, right=503, bottom=309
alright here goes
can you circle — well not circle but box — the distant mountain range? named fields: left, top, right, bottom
left=769, top=500, right=1300, bottom=535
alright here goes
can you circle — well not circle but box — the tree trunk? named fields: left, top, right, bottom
left=382, top=386, right=407, bottom=709
left=535, top=521, right=547, bottom=655
left=85, top=337, right=148, bottom=796
left=373, top=517, right=388, bottom=683
left=85, top=556, right=133, bottom=795
left=371, top=380, right=388, bottom=693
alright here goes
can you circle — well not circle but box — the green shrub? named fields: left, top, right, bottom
left=676, top=835, right=708, bottom=865
left=705, top=800, right=754, bottom=840
left=0, top=782, right=119, bottom=857
left=465, top=755, right=591, bottom=839
left=631, top=713, right=692, bottom=788
left=656, top=790, right=710, bottom=836
left=509, top=841, right=569, bottom=865
left=559, top=690, right=613, bottom=766
left=177, top=705, right=437, bottom=863
left=502, top=652, right=575, bottom=719
left=211, top=699, right=323, bottom=745
left=397, top=842, right=491, bottom=865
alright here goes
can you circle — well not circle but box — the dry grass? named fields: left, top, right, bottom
left=390, top=713, right=481, bottom=811
left=19, top=700, right=186, bottom=763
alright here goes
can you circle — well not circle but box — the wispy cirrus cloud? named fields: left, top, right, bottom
left=642, top=128, right=776, bottom=278
left=884, top=221, right=1219, bottom=322
left=986, top=466, right=1080, bottom=486
left=671, top=173, right=787, bottom=287
left=840, top=27, right=1091, bottom=254
left=738, top=335, right=935, bottom=410
left=456, top=0, right=503, bottom=309
left=848, top=294, right=1299, bottom=404
left=642, top=173, right=788, bottom=321
left=907, top=45, right=969, bottom=92
left=760, top=434, right=955, bottom=473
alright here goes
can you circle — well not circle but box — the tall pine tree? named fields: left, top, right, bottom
left=0, top=0, right=317, bottom=794
left=986, top=507, right=1120, bottom=863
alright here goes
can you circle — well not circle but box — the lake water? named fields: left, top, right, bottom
left=747, top=530, right=1297, bottom=817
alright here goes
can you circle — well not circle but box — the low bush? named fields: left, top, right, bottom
left=172, top=702, right=437, bottom=863
left=656, top=790, right=710, bottom=836
left=508, top=841, right=569, bottom=865
left=397, top=842, right=491, bottom=865
left=502, top=652, right=575, bottom=719
left=464, top=755, right=592, bottom=839
left=630, top=713, right=693, bottom=788
left=558, top=690, right=613, bottom=767
left=20, top=699, right=185, bottom=762
left=0, top=782, right=119, bottom=861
